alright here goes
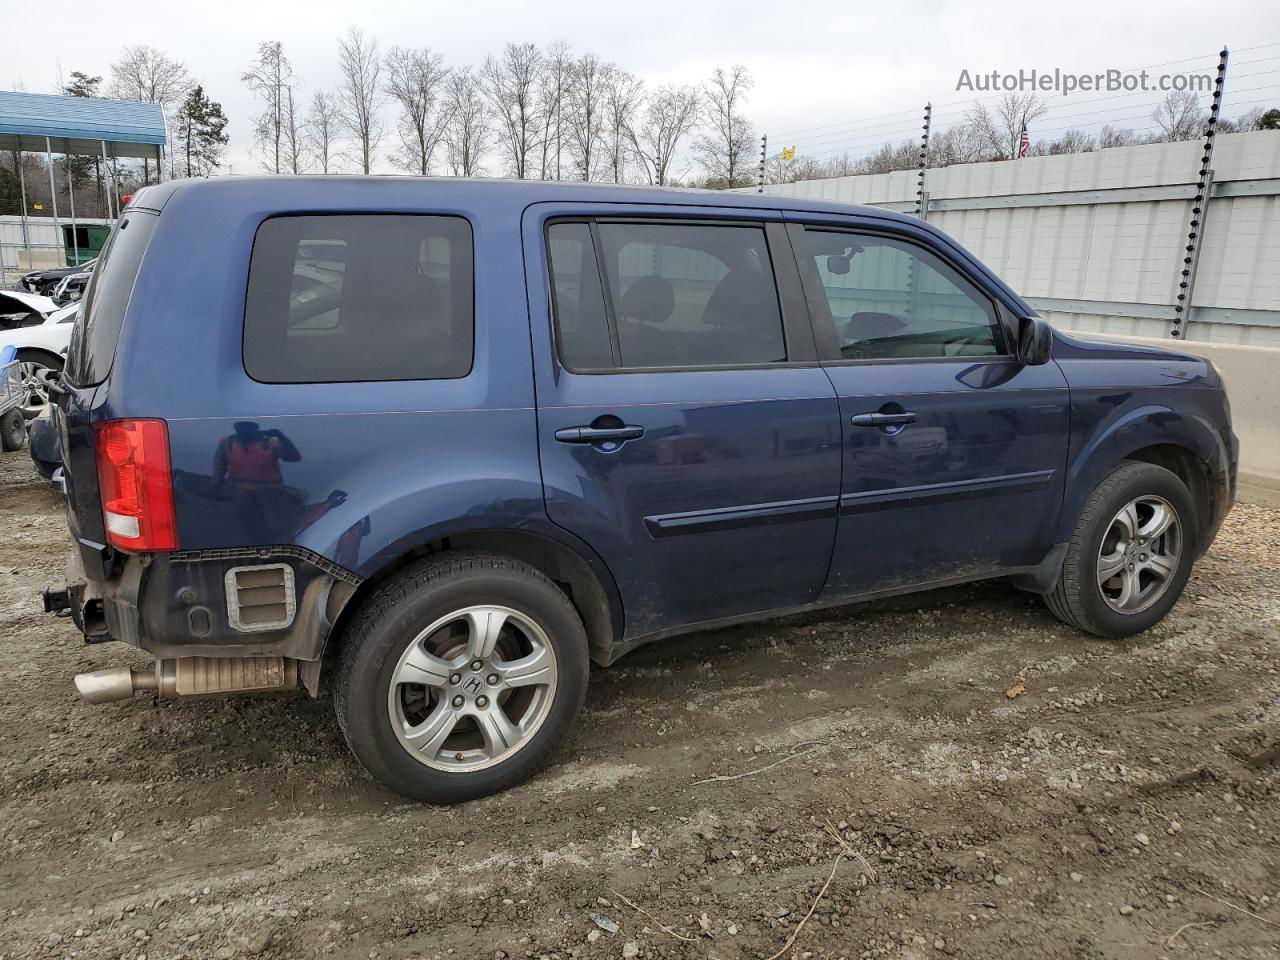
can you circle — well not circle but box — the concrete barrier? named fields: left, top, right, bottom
left=1078, top=332, right=1280, bottom=489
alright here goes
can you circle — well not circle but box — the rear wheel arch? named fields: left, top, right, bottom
left=333, top=551, right=591, bottom=801
left=329, top=527, right=622, bottom=673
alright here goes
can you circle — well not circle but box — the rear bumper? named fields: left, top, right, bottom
left=55, top=545, right=359, bottom=662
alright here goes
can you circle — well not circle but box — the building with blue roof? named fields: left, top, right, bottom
left=1, top=90, right=167, bottom=269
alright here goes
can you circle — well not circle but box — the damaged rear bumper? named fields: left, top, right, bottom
left=52, top=545, right=360, bottom=695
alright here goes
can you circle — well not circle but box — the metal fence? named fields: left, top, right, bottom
left=745, top=127, right=1280, bottom=347
left=1, top=215, right=112, bottom=285
left=7, top=131, right=1278, bottom=347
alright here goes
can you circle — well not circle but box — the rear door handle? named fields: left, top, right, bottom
left=554, top=424, right=645, bottom=444
left=850, top=411, right=917, bottom=427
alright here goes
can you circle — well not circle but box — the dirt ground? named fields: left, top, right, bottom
left=2, top=449, right=1279, bottom=960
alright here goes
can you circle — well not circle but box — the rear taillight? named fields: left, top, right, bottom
left=94, top=419, right=178, bottom=552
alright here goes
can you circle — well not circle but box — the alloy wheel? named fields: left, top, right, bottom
left=1096, top=495, right=1182, bottom=615
left=387, top=605, right=558, bottom=772
left=18, top=361, right=51, bottom=420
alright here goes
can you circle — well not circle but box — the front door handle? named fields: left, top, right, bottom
left=555, top=424, right=645, bottom=444
left=850, top=411, right=917, bottom=427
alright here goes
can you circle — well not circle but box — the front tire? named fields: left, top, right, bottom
left=1045, top=461, right=1197, bottom=637
left=334, top=553, right=589, bottom=803
left=16, top=350, right=62, bottom=421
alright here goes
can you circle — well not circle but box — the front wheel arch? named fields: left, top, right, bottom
left=13, top=349, right=64, bottom=420
left=14, top=347, right=64, bottom=370
left=1058, top=413, right=1226, bottom=552
left=1121, top=444, right=1215, bottom=548
left=1045, top=460, right=1197, bottom=637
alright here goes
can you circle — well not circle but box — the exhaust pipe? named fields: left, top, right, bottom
left=74, top=657, right=299, bottom=704
left=74, top=667, right=158, bottom=704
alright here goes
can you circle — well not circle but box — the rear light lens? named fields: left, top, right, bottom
left=94, top=419, right=178, bottom=551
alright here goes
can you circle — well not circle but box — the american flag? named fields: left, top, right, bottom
left=1017, top=124, right=1030, bottom=159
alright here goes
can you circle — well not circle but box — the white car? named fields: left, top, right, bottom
left=0, top=289, right=58, bottom=327
left=1, top=302, right=77, bottom=419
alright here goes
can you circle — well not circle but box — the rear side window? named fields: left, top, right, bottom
left=243, top=215, right=473, bottom=383
left=65, top=212, right=159, bottom=387
left=548, top=220, right=786, bottom=370
left=548, top=223, right=613, bottom=369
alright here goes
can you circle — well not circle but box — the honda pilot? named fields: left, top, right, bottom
left=46, top=177, right=1236, bottom=802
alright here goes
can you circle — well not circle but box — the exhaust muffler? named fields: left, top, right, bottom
left=74, top=657, right=300, bottom=703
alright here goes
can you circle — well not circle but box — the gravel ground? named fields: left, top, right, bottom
left=2, top=448, right=1279, bottom=960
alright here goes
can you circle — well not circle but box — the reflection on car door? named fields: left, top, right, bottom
left=788, top=220, right=1071, bottom=598
left=526, top=209, right=843, bottom=642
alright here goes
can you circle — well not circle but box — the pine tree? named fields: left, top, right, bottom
left=176, top=86, right=230, bottom=178
left=62, top=71, right=103, bottom=98
left=62, top=71, right=105, bottom=212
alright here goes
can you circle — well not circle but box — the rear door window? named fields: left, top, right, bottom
left=243, top=215, right=473, bottom=383
left=65, top=212, right=159, bottom=386
left=548, top=220, right=787, bottom=370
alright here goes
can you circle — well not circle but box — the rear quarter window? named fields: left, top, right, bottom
left=65, top=212, right=159, bottom=387
left=243, top=214, right=474, bottom=383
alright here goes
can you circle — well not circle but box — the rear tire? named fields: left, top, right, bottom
left=0, top=409, right=25, bottom=451
left=334, top=552, right=589, bottom=803
left=1045, top=461, right=1197, bottom=637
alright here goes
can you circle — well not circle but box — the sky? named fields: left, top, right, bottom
left=1, top=0, right=1277, bottom=175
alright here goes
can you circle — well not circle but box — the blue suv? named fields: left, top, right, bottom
left=47, top=177, right=1236, bottom=802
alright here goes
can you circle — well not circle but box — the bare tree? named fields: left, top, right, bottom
left=281, top=85, right=307, bottom=173
left=857, top=140, right=919, bottom=175
left=385, top=46, right=451, bottom=175
left=109, top=45, right=191, bottom=181
left=337, top=26, right=385, bottom=173
left=242, top=41, right=295, bottom=174
left=444, top=67, right=489, bottom=177
left=630, top=84, right=700, bottom=186
left=1098, top=124, right=1142, bottom=149
left=306, top=90, right=341, bottom=173
left=1218, top=107, right=1264, bottom=133
left=482, top=43, right=542, bottom=178
left=966, top=92, right=1048, bottom=159
left=603, top=67, right=644, bottom=183
left=694, top=66, right=754, bottom=187
left=929, top=123, right=990, bottom=165
left=564, top=53, right=610, bottom=181
left=1152, top=90, right=1204, bottom=141
left=110, top=45, right=190, bottom=107
left=1041, top=128, right=1097, bottom=155
left=537, top=41, right=572, bottom=180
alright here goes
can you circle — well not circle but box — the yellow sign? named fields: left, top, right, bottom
left=781, top=146, right=796, bottom=162
left=32, top=203, right=43, bottom=210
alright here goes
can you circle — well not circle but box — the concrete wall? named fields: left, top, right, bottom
left=1083, top=332, right=1280, bottom=486
left=745, top=131, right=1280, bottom=347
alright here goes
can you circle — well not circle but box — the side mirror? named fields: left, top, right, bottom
left=826, top=255, right=850, bottom=275
left=1016, top=316, right=1052, bottom=366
